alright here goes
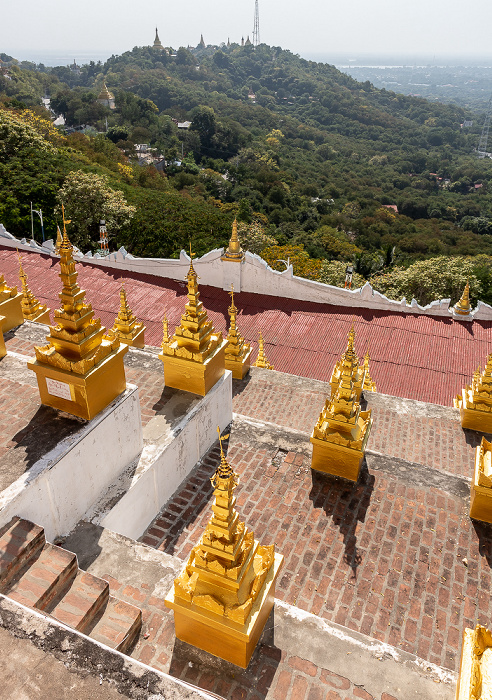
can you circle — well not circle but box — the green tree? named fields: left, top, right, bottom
left=55, top=171, right=136, bottom=251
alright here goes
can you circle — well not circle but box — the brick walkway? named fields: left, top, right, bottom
left=140, top=429, right=492, bottom=677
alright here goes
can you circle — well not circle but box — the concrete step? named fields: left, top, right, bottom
left=5, top=543, right=77, bottom=611
left=48, top=570, right=109, bottom=633
left=88, top=596, right=142, bottom=653
left=0, top=517, right=45, bottom=591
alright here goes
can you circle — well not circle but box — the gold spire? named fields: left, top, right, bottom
left=112, top=285, right=145, bottom=348
left=153, top=27, right=164, bottom=50
left=28, top=229, right=128, bottom=419
left=221, top=218, right=244, bottom=262
left=225, top=284, right=251, bottom=379
left=161, top=314, right=171, bottom=347
left=159, top=247, right=226, bottom=395
left=165, top=426, right=283, bottom=667
left=55, top=225, right=63, bottom=255
left=330, top=324, right=365, bottom=397
left=253, top=331, right=273, bottom=370
left=362, top=348, right=376, bottom=392
left=454, top=281, right=472, bottom=316
left=17, top=251, right=50, bottom=323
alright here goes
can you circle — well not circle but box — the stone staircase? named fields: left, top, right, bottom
left=0, top=517, right=141, bottom=653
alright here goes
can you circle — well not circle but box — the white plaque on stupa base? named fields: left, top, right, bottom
left=46, top=377, right=73, bottom=401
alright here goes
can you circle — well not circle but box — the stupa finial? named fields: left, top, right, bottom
left=162, top=313, right=171, bottom=346
left=214, top=426, right=234, bottom=479
left=253, top=331, right=274, bottom=370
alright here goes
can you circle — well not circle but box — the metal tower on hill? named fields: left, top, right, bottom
left=478, top=95, right=492, bottom=158
left=252, top=0, right=260, bottom=47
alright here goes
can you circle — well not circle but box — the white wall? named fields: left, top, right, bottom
left=0, top=386, right=143, bottom=541
left=99, top=370, right=233, bottom=540
left=1, top=223, right=489, bottom=321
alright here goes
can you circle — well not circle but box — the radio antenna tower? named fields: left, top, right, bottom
left=252, top=0, right=260, bottom=47
left=478, top=95, right=492, bottom=158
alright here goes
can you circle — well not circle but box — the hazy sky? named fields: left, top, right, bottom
left=2, top=0, right=492, bottom=62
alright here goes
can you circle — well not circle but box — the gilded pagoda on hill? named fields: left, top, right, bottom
left=28, top=227, right=127, bottom=420
left=165, top=429, right=283, bottom=667
left=159, top=252, right=226, bottom=395
left=311, top=327, right=372, bottom=481
left=224, top=285, right=251, bottom=379
left=455, top=353, right=492, bottom=432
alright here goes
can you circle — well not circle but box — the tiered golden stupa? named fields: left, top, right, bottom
left=454, top=281, right=472, bottom=317
left=55, top=225, right=63, bottom=255
left=310, top=328, right=372, bottom=481
left=27, top=221, right=128, bottom=420
left=225, top=285, right=251, bottom=379
left=362, top=349, right=377, bottom=392
left=18, top=253, right=50, bottom=324
left=252, top=332, right=273, bottom=370
left=456, top=624, right=492, bottom=700
left=0, top=272, right=23, bottom=332
left=111, top=286, right=145, bottom=348
left=329, top=325, right=366, bottom=398
left=159, top=250, right=226, bottom=396
left=221, top=219, right=244, bottom=262
left=165, top=428, right=283, bottom=668
left=469, top=437, right=492, bottom=522
left=455, top=354, right=492, bottom=431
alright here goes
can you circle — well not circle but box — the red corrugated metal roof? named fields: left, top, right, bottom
left=2, top=245, right=492, bottom=407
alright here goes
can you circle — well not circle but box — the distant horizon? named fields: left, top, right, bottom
left=5, top=46, right=492, bottom=69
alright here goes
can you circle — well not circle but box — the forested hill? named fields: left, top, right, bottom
left=2, top=42, right=492, bottom=302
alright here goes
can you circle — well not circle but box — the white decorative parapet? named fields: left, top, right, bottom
left=1, top=223, right=491, bottom=320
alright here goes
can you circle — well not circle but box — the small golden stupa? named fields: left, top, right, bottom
left=455, top=354, right=492, bottom=432
left=225, top=285, right=251, bottom=379
left=18, top=253, right=50, bottom=324
left=311, top=329, right=372, bottom=481
left=27, top=217, right=128, bottom=421
left=456, top=624, right=492, bottom=700
left=454, top=281, right=472, bottom=316
left=252, top=332, right=273, bottom=370
left=221, top=219, right=244, bottom=262
left=165, top=428, right=283, bottom=668
left=0, top=272, right=23, bottom=332
left=55, top=225, right=63, bottom=255
left=0, top=315, right=6, bottom=359
left=362, top=349, right=377, bottom=392
left=469, top=437, right=492, bottom=522
left=330, top=325, right=366, bottom=399
left=111, top=285, right=145, bottom=348
left=159, top=249, right=226, bottom=396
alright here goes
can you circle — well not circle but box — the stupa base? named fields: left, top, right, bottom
left=225, top=348, right=252, bottom=380
left=160, top=341, right=227, bottom=396
left=117, top=327, right=145, bottom=349
left=27, top=344, right=128, bottom=421
left=0, top=315, right=6, bottom=359
left=165, top=552, right=283, bottom=668
left=0, top=293, right=24, bottom=332
left=310, top=436, right=364, bottom=482
left=470, top=484, right=492, bottom=523
left=28, top=308, right=51, bottom=325
left=459, top=405, right=492, bottom=432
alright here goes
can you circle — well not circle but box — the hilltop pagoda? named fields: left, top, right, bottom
left=153, top=27, right=164, bottom=51
left=27, top=224, right=127, bottom=420
left=165, top=429, right=283, bottom=668
left=455, top=353, right=492, bottom=432
left=18, top=253, right=50, bottom=324
left=0, top=272, right=23, bottom=332
left=453, top=281, right=472, bottom=318
left=224, top=285, right=251, bottom=379
left=311, top=328, right=372, bottom=481
left=221, top=219, right=244, bottom=262
left=111, top=286, right=145, bottom=348
left=159, top=251, right=226, bottom=395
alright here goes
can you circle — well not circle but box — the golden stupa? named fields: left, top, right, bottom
left=159, top=249, right=226, bottom=396
left=456, top=624, right=492, bottom=700
left=111, top=285, right=145, bottom=348
left=454, top=281, right=472, bottom=316
left=55, top=225, right=63, bottom=255
left=165, top=428, right=283, bottom=668
left=0, top=271, right=23, bottom=332
left=469, top=437, right=492, bottom=522
left=221, top=219, right=244, bottom=262
left=18, top=253, right=50, bottom=324
left=330, top=325, right=366, bottom=399
left=225, top=285, right=251, bottom=379
left=455, top=354, right=492, bottom=432
left=362, top=349, right=377, bottom=392
left=252, top=332, right=273, bottom=370
left=27, top=217, right=128, bottom=420
left=311, top=328, right=372, bottom=481
left=0, top=315, right=6, bottom=359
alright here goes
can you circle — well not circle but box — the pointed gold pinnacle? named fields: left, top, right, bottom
left=253, top=331, right=274, bottom=370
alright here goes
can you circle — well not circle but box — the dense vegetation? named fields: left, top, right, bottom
left=2, top=43, right=492, bottom=303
